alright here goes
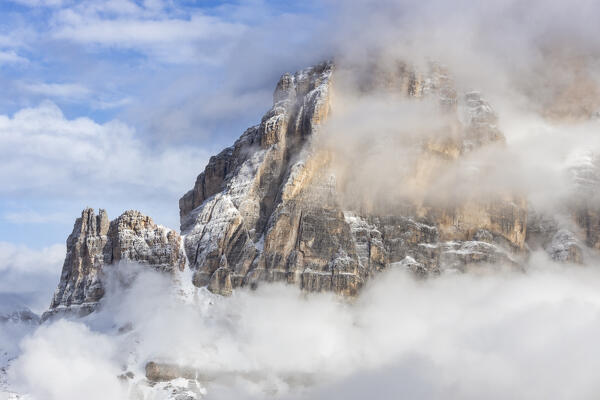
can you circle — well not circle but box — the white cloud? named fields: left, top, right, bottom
left=6, top=260, right=600, bottom=399
left=4, top=0, right=252, bottom=65
left=0, top=101, right=207, bottom=231
left=0, top=241, right=64, bottom=313
left=19, top=81, right=133, bottom=109
left=51, top=6, right=247, bottom=63
left=0, top=50, right=28, bottom=65
left=9, top=320, right=126, bottom=400
left=0, top=100, right=206, bottom=198
left=0, top=241, right=64, bottom=274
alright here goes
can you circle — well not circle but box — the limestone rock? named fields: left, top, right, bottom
left=48, top=208, right=111, bottom=313
left=145, top=361, right=197, bottom=382
left=110, top=210, right=185, bottom=271
left=180, top=62, right=339, bottom=295
left=439, top=240, right=519, bottom=271
left=549, top=229, right=584, bottom=264
left=178, top=60, right=530, bottom=296
left=206, top=256, right=233, bottom=296
left=45, top=208, right=185, bottom=318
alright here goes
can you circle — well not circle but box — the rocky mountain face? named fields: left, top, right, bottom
left=177, top=61, right=527, bottom=297
left=44, top=208, right=185, bottom=318
left=46, top=60, right=600, bottom=313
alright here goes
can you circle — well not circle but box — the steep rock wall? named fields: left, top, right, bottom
left=45, top=208, right=185, bottom=318
left=178, top=61, right=528, bottom=296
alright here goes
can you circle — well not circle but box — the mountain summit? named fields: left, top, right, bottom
left=45, top=60, right=600, bottom=316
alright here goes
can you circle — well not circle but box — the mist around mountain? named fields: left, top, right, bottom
left=2, top=0, right=600, bottom=399
left=5, top=262, right=600, bottom=399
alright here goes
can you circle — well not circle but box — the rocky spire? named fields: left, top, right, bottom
left=45, top=208, right=185, bottom=319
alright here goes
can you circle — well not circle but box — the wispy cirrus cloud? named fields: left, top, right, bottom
left=9, top=0, right=66, bottom=7
left=18, top=81, right=133, bottom=110
left=3, top=210, right=69, bottom=224
left=20, top=82, right=91, bottom=100
left=6, top=1, right=250, bottom=65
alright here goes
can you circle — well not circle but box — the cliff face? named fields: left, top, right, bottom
left=178, top=61, right=527, bottom=297
left=47, top=59, right=600, bottom=311
left=45, top=208, right=185, bottom=317
left=179, top=62, right=347, bottom=295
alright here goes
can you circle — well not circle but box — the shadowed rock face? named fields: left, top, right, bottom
left=46, top=208, right=185, bottom=317
left=48, top=208, right=111, bottom=313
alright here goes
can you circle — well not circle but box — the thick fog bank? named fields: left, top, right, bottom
left=5, top=256, right=600, bottom=399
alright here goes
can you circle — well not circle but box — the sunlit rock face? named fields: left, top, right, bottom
left=45, top=208, right=185, bottom=318
left=178, top=60, right=529, bottom=296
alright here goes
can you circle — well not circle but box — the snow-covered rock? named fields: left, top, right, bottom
left=44, top=208, right=186, bottom=319
left=177, top=60, right=528, bottom=296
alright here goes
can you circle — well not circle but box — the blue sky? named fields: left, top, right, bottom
left=0, top=0, right=338, bottom=309
left=0, top=0, right=335, bottom=250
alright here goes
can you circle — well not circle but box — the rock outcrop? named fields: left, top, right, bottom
left=45, top=208, right=185, bottom=318
left=178, top=61, right=528, bottom=296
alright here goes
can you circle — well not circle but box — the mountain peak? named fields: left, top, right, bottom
left=46, top=60, right=600, bottom=314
